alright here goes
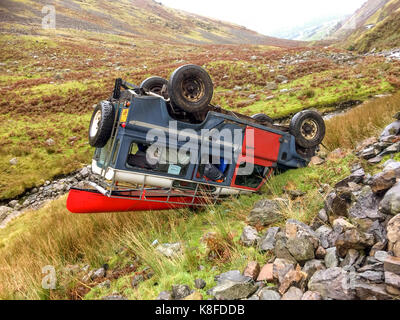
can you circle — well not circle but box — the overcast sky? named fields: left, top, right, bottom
left=161, top=0, right=367, bottom=36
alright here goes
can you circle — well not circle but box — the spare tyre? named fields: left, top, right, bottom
left=289, top=110, right=325, bottom=149
left=89, top=101, right=115, bottom=148
left=140, top=76, right=168, bottom=97
left=168, top=64, right=213, bottom=113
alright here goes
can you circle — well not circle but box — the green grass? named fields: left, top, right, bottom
left=0, top=113, right=92, bottom=199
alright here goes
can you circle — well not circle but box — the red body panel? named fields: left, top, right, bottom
left=67, top=188, right=203, bottom=214
left=231, top=126, right=282, bottom=191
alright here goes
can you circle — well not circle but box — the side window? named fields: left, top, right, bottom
left=126, top=142, right=190, bottom=177
left=235, top=163, right=267, bottom=189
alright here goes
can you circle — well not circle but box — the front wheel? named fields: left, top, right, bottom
left=289, top=110, right=325, bottom=149
left=89, top=101, right=115, bottom=148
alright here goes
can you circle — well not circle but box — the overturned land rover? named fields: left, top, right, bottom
left=67, top=65, right=325, bottom=214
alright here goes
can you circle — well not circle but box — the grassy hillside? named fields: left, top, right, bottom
left=330, top=0, right=400, bottom=51
left=0, top=0, right=301, bottom=46
left=351, top=10, right=400, bottom=52
left=1, top=92, right=399, bottom=299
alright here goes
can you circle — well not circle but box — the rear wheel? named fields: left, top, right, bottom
left=140, top=76, right=168, bottom=97
left=89, top=101, right=115, bottom=148
left=289, top=110, right=325, bottom=148
left=168, top=64, right=213, bottom=113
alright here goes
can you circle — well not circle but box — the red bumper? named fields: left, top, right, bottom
left=66, top=188, right=203, bottom=214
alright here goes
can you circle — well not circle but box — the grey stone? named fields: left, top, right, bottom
left=318, top=209, right=328, bottom=223
left=156, top=243, right=182, bottom=258
left=335, top=228, right=375, bottom=257
left=383, top=160, right=400, bottom=172
left=368, top=156, right=383, bottom=165
left=286, top=237, right=315, bottom=263
left=380, top=142, right=400, bottom=156
left=354, top=281, right=394, bottom=300
left=195, top=279, right=206, bottom=290
left=209, top=279, right=257, bottom=300
left=172, top=285, right=192, bottom=299
left=131, top=274, right=145, bottom=287
left=380, top=121, right=400, bottom=139
left=358, top=262, right=384, bottom=273
left=315, top=225, right=334, bottom=249
left=91, top=268, right=106, bottom=281
left=9, top=158, right=18, bottom=165
left=324, top=190, right=352, bottom=217
left=215, top=270, right=251, bottom=283
left=0, top=206, right=12, bottom=222
left=45, top=138, right=55, bottom=146
left=384, top=255, right=400, bottom=274
left=247, top=199, right=284, bottom=226
left=302, top=259, right=326, bottom=279
left=8, top=200, right=18, bottom=208
left=348, top=186, right=382, bottom=220
left=240, top=226, right=260, bottom=247
left=281, top=287, right=303, bottom=300
left=276, top=75, right=288, bottom=83
left=157, top=291, right=172, bottom=300
left=301, top=291, right=322, bottom=300
left=325, top=247, right=339, bottom=268
left=341, top=249, right=361, bottom=270
left=385, top=271, right=400, bottom=289
left=274, top=232, right=296, bottom=263
left=380, top=182, right=400, bottom=216
left=361, top=146, right=379, bottom=160
left=308, top=267, right=356, bottom=300
left=285, top=219, right=319, bottom=249
left=259, top=289, right=281, bottom=300
left=358, top=271, right=384, bottom=283
left=258, top=227, right=280, bottom=251
left=375, top=251, right=390, bottom=263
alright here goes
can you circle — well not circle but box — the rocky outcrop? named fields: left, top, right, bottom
left=200, top=120, right=400, bottom=301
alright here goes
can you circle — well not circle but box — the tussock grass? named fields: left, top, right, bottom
left=323, top=91, right=400, bottom=151
left=0, top=194, right=263, bottom=300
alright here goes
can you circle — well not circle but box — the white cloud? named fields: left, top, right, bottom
left=160, top=0, right=367, bottom=35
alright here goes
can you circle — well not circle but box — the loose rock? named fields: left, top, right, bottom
left=240, top=226, right=260, bottom=247
left=308, top=267, right=356, bottom=300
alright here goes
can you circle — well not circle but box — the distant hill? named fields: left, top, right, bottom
left=328, top=0, right=400, bottom=51
left=270, top=15, right=346, bottom=41
left=0, top=0, right=302, bottom=47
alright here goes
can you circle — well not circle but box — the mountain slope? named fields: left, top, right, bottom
left=328, top=0, right=400, bottom=51
left=0, top=0, right=302, bottom=47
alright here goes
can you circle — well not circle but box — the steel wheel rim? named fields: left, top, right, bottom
left=300, top=119, right=318, bottom=140
left=181, top=77, right=205, bottom=102
left=90, top=110, right=102, bottom=138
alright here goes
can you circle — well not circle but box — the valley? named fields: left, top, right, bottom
left=0, top=0, right=400, bottom=301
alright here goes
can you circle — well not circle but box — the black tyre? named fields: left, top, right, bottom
left=140, top=76, right=168, bottom=97
left=251, top=113, right=273, bottom=123
left=289, top=110, right=326, bottom=148
left=168, top=64, right=213, bottom=113
left=89, top=101, right=115, bottom=148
